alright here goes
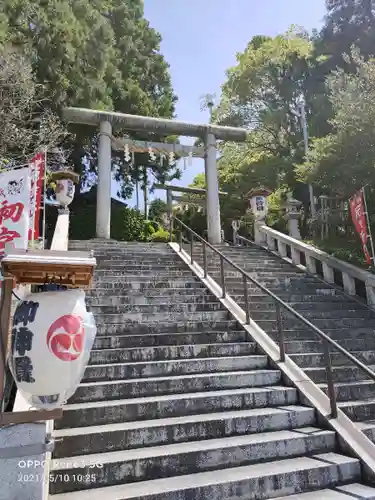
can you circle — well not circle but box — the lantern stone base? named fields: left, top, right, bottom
left=254, top=220, right=267, bottom=246
left=287, top=216, right=301, bottom=240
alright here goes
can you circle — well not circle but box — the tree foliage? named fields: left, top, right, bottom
left=193, top=4, right=375, bottom=243
left=0, top=47, right=67, bottom=164
left=148, top=198, right=168, bottom=223
left=0, top=0, right=178, bottom=200
left=297, top=48, right=375, bottom=196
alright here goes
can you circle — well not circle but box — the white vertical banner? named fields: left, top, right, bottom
left=0, top=167, right=31, bottom=257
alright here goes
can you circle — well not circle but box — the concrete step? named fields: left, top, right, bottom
left=69, top=369, right=281, bottom=403
left=306, top=365, right=375, bottom=384
left=53, top=406, right=316, bottom=458
left=82, top=355, right=268, bottom=382
left=70, top=242, right=170, bottom=249
left=89, top=342, right=258, bottom=364
left=258, top=314, right=375, bottom=331
left=91, top=279, right=205, bottom=289
left=208, top=268, right=312, bottom=278
left=269, top=328, right=375, bottom=343
left=93, top=331, right=247, bottom=349
left=56, top=385, right=299, bottom=430
left=96, top=263, right=184, bottom=270
left=94, top=270, right=196, bottom=278
left=50, top=427, right=335, bottom=494
left=272, top=483, right=375, bottom=499
left=93, top=276, right=201, bottom=285
left=319, top=381, right=375, bottom=402
left=283, top=339, right=375, bottom=353
left=89, top=302, right=224, bottom=315
left=77, top=251, right=176, bottom=258
left=94, top=311, right=230, bottom=326
left=227, top=282, right=338, bottom=294
left=87, top=286, right=208, bottom=298
left=48, top=453, right=360, bottom=499
left=236, top=295, right=368, bottom=316
left=207, top=262, right=298, bottom=271
left=86, top=293, right=215, bottom=306
left=79, top=248, right=174, bottom=254
left=290, top=351, right=375, bottom=368
left=250, top=309, right=373, bottom=321
left=338, top=399, right=375, bottom=422
left=94, top=320, right=239, bottom=336
left=358, top=421, right=375, bottom=443
left=233, top=299, right=367, bottom=312
left=221, top=272, right=326, bottom=284
left=242, top=292, right=347, bottom=302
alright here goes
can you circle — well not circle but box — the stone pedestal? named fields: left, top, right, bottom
left=254, top=220, right=267, bottom=246
left=284, top=198, right=302, bottom=240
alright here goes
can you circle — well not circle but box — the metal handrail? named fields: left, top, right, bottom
left=171, top=216, right=375, bottom=419
left=235, top=232, right=375, bottom=314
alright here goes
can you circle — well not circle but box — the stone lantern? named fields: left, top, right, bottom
left=247, top=187, right=272, bottom=245
left=284, top=196, right=302, bottom=240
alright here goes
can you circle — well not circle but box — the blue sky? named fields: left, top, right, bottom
left=122, top=0, right=327, bottom=209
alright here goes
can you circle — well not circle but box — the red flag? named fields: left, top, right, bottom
left=350, top=189, right=372, bottom=265
left=28, top=153, right=45, bottom=241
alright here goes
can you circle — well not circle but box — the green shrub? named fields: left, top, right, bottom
left=150, top=229, right=171, bottom=242
left=143, top=220, right=156, bottom=237
left=70, top=203, right=148, bottom=241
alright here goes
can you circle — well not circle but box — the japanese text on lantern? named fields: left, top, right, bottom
left=11, top=301, right=39, bottom=384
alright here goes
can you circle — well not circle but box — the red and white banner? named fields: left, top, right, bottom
left=28, top=153, right=45, bottom=242
left=350, top=189, right=372, bottom=265
left=0, top=167, right=31, bottom=257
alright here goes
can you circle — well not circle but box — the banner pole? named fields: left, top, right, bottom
left=362, top=186, right=375, bottom=265
left=31, top=166, right=38, bottom=249
left=42, top=149, right=47, bottom=250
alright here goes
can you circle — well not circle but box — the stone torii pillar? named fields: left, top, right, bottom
left=97, top=120, right=112, bottom=239
left=62, top=108, right=248, bottom=245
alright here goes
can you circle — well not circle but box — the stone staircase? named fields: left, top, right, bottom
left=190, top=242, right=375, bottom=444
left=49, top=240, right=375, bottom=499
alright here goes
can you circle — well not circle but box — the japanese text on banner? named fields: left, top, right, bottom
left=0, top=167, right=31, bottom=258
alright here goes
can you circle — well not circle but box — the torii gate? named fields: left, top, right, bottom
left=63, top=108, right=248, bottom=244
left=153, top=183, right=228, bottom=217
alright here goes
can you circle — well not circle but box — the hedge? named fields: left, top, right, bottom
left=69, top=204, right=148, bottom=241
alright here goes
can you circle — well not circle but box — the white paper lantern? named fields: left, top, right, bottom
left=9, top=289, right=97, bottom=409
left=250, top=195, right=268, bottom=220
left=55, top=179, right=75, bottom=207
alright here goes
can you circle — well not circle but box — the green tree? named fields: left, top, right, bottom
left=319, top=0, right=375, bottom=66
left=1, top=0, right=178, bottom=199
left=148, top=198, right=168, bottom=223
left=214, top=29, right=317, bottom=221
left=297, top=48, right=375, bottom=197
left=0, top=47, right=66, bottom=164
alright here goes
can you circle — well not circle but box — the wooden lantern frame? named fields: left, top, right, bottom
left=0, top=249, right=96, bottom=426
left=49, top=171, right=80, bottom=184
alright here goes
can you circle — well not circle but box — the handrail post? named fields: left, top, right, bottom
left=220, top=255, right=226, bottom=298
left=243, top=275, right=250, bottom=324
left=275, top=302, right=286, bottom=362
left=169, top=216, right=173, bottom=242
left=190, top=232, right=194, bottom=264
left=179, top=227, right=183, bottom=252
left=323, top=338, right=338, bottom=419
left=203, top=243, right=208, bottom=278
